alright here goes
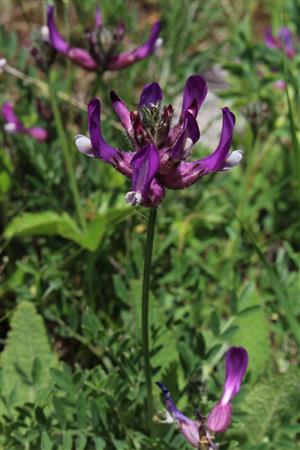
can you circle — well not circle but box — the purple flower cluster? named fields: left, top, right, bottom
left=156, top=346, right=248, bottom=449
left=46, top=6, right=162, bottom=71
left=75, top=75, right=242, bottom=207
left=264, top=27, right=296, bottom=59
left=1, top=102, right=48, bottom=142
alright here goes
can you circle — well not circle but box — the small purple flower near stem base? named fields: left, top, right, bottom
left=75, top=74, right=243, bottom=207
left=155, top=346, right=248, bottom=449
left=264, top=27, right=296, bottom=59
left=46, top=6, right=162, bottom=72
left=1, top=102, right=48, bottom=142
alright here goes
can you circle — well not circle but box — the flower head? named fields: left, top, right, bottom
left=30, top=22, right=56, bottom=72
left=1, top=102, right=48, bottom=142
left=76, top=75, right=243, bottom=207
left=156, top=346, right=248, bottom=449
left=264, top=27, right=296, bottom=59
left=46, top=5, right=161, bottom=71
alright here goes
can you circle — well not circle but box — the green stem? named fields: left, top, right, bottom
left=48, top=72, right=86, bottom=230
left=141, top=207, right=157, bottom=434
left=91, top=71, right=104, bottom=97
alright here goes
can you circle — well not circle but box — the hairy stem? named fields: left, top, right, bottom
left=141, top=207, right=157, bottom=435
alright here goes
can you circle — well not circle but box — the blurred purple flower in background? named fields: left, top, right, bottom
left=30, top=22, right=56, bottom=73
left=75, top=74, right=242, bottom=207
left=1, top=101, right=48, bottom=142
left=156, top=346, right=248, bottom=449
left=46, top=6, right=162, bottom=71
left=273, top=79, right=286, bottom=91
left=264, top=27, right=296, bottom=59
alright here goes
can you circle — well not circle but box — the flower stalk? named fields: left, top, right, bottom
left=48, top=71, right=86, bottom=230
left=141, top=207, right=157, bottom=434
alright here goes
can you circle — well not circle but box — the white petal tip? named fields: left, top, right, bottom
left=75, top=134, right=93, bottom=155
left=41, top=26, right=50, bottom=42
left=0, top=58, right=7, bottom=72
left=4, top=122, right=17, bottom=133
left=155, top=38, right=163, bottom=50
left=183, top=137, right=194, bottom=159
left=153, top=410, right=174, bottom=424
left=223, top=149, right=243, bottom=170
left=125, top=191, right=142, bottom=206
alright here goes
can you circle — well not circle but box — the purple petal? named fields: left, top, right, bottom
left=278, top=27, right=292, bottom=45
left=160, top=160, right=202, bottom=190
left=197, top=107, right=235, bottom=173
left=110, top=91, right=133, bottom=133
left=278, top=27, right=296, bottom=58
left=68, top=47, right=98, bottom=70
left=179, top=421, right=201, bottom=448
left=146, top=179, right=165, bottom=207
left=186, top=112, right=200, bottom=143
left=114, top=21, right=126, bottom=43
left=156, top=382, right=200, bottom=448
left=162, top=107, right=236, bottom=189
left=129, top=143, right=160, bottom=202
left=156, top=382, right=182, bottom=420
left=207, top=347, right=248, bottom=433
left=27, top=127, right=48, bottom=142
left=171, top=112, right=200, bottom=161
left=47, top=6, right=97, bottom=70
left=88, top=98, right=132, bottom=176
left=88, top=98, right=119, bottom=163
left=180, top=75, right=208, bottom=120
left=1, top=102, right=23, bottom=131
left=207, top=402, right=232, bottom=433
left=172, top=121, right=189, bottom=161
left=264, top=27, right=278, bottom=49
left=139, top=82, right=163, bottom=108
left=47, top=6, right=69, bottom=54
left=221, top=346, right=248, bottom=405
left=131, top=112, right=151, bottom=146
left=95, top=7, right=103, bottom=27
left=107, top=21, right=162, bottom=70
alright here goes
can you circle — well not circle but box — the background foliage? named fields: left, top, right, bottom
left=0, top=0, right=299, bottom=449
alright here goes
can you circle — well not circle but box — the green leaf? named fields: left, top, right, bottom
left=3, top=208, right=132, bottom=252
left=76, top=434, right=87, bottom=450
left=238, top=368, right=299, bottom=444
left=62, top=432, right=73, bottom=450
left=53, top=397, right=67, bottom=428
left=0, top=301, right=57, bottom=415
left=76, top=392, right=87, bottom=429
left=242, top=225, right=300, bottom=345
left=32, top=358, right=43, bottom=385
left=41, top=431, right=54, bottom=450
left=90, top=399, right=100, bottom=431
left=3, top=211, right=82, bottom=244
left=230, top=283, right=271, bottom=380
left=0, top=148, right=12, bottom=198
left=35, top=407, right=47, bottom=426
left=94, top=437, right=106, bottom=450
left=50, top=367, right=76, bottom=394
left=152, top=303, right=179, bottom=377
left=79, top=207, right=133, bottom=251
